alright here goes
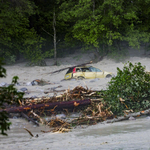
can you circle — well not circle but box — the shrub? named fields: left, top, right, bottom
left=103, top=62, right=150, bottom=116
left=0, top=59, right=24, bottom=135
left=22, top=32, right=53, bottom=66
left=0, top=50, right=16, bottom=65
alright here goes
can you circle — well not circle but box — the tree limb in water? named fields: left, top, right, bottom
left=104, top=108, right=150, bottom=124
left=0, top=99, right=91, bottom=113
left=21, top=112, right=39, bottom=126
left=24, top=128, right=34, bottom=137
left=45, top=61, right=93, bottom=75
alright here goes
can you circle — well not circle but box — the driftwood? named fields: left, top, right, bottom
left=21, top=112, right=39, bottom=126
left=24, top=86, right=100, bottom=105
left=41, top=118, right=71, bottom=133
left=0, top=99, right=91, bottom=113
left=30, top=110, right=46, bottom=124
left=104, top=108, right=150, bottom=124
left=45, top=61, right=92, bottom=74
left=4, top=85, right=150, bottom=130
left=24, top=128, right=34, bottom=137
left=70, top=108, right=150, bottom=126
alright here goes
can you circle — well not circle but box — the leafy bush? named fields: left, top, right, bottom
left=4, top=53, right=16, bottom=65
left=103, top=62, right=150, bottom=116
left=22, top=31, right=53, bottom=66
left=0, top=59, right=24, bottom=135
left=0, top=49, right=17, bottom=65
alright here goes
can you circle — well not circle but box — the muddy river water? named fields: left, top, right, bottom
left=0, top=116, right=150, bottom=150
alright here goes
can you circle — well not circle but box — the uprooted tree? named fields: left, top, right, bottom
left=0, top=59, right=24, bottom=135
left=103, top=62, right=150, bottom=116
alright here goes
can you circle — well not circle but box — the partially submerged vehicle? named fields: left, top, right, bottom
left=64, top=66, right=114, bottom=80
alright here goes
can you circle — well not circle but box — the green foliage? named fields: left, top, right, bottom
left=103, top=62, right=150, bottom=115
left=22, top=34, right=53, bottom=66
left=0, top=0, right=39, bottom=64
left=0, top=59, right=24, bottom=135
left=0, top=60, right=6, bottom=78
left=2, top=52, right=16, bottom=65
left=58, top=0, right=150, bottom=55
left=1, top=0, right=150, bottom=63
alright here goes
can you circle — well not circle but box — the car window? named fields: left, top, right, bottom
left=81, top=68, right=91, bottom=72
left=76, top=68, right=81, bottom=72
left=66, top=67, right=74, bottom=74
left=95, top=68, right=102, bottom=72
left=89, top=66, right=102, bottom=72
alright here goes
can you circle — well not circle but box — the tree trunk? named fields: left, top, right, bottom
left=53, top=10, right=57, bottom=65
left=0, top=99, right=91, bottom=113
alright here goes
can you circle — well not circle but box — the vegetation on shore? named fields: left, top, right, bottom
left=0, top=60, right=24, bottom=135
left=103, top=62, right=150, bottom=116
left=1, top=0, right=150, bottom=65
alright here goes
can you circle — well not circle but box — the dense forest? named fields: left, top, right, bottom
left=0, top=0, right=150, bottom=65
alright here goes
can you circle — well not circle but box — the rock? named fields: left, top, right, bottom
left=18, top=87, right=28, bottom=93
left=56, top=114, right=66, bottom=119
left=129, top=116, right=136, bottom=120
left=69, top=112, right=82, bottom=118
left=31, top=80, right=39, bottom=85
left=0, top=82, right=8, bottom=87
left=15, top=82, right=20, bottom=86
left=26, top=82, right=32, bottom=86
left=31, top=79, right=50, bottom=86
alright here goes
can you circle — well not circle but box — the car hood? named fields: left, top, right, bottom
left=103, top=71, right=113, bottom=75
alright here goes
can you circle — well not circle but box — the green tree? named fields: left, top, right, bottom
left=33, top=0, right=71, bottom=65
left=58, top=0, right=150, bottom=58
left=0, top=0, right=48, bottom=65
left=1, top=0, right=150, bottom=64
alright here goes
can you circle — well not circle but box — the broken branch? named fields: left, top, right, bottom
left=21, top=112, right=39, bottom=126
left=45, top=61, right=93, bottom=75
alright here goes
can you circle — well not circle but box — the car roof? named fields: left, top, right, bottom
left=75, top=66, right=91, bottom=68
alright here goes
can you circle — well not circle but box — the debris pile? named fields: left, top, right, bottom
left=2, top=85, right=149, bottom=134
left=0, top=86, right=114, bottom=133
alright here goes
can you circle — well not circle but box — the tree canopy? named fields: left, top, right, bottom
left=0, top=0, right=150, bottom=65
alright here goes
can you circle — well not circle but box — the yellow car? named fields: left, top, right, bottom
left=64, top=66, right=114, bottom=80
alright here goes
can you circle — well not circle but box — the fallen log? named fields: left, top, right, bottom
left=45, top=61, right=92, bottom=75
left=0, top=99, right=91, bottom=113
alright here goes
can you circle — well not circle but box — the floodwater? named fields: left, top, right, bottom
left=0, top=117, right=150, bottom=150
